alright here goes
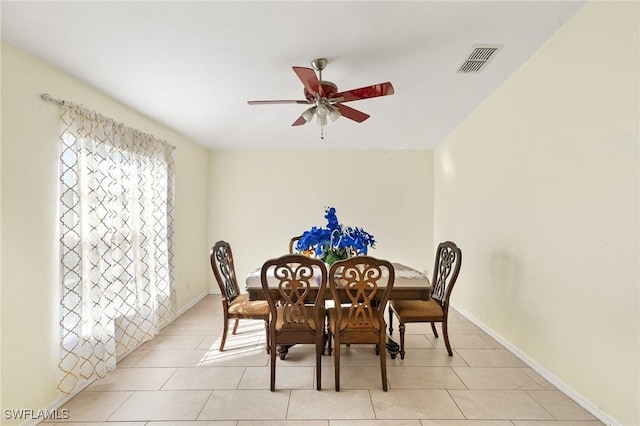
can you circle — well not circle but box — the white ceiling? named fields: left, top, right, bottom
left=2, top=1, right=585, bottom=150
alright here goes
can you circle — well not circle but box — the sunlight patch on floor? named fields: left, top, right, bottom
left=199, top=320, right=267, bottom=365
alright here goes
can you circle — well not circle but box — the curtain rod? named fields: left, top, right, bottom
left=41, top=93, right=65, bottom=105
left=39, top=92, right=177, bottom=150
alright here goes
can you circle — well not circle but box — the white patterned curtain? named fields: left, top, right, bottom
left=58, top=102, right=176, bottom=394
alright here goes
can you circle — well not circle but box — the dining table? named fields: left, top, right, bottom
left=245, top=262, right=432, bottom=359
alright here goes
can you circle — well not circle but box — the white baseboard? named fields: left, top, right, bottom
left=171, top=289, right=211, bottom=320
left=20, top=379, right=94, bottom=426
left=451, top=302, right=620, bottom=426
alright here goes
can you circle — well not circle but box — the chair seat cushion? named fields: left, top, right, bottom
left=390, top=299, right=443, bottom=322
left=275, top=305, right=324, bottom=332
left=326, top=306, right=382, bottom=333
left=228, top=293, right=269, bottom=316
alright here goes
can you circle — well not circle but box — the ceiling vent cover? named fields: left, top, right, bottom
left=457, top=45, right=501, bottom=73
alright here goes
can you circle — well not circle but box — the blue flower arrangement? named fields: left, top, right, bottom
left=295, top=207, right=376, bottom=265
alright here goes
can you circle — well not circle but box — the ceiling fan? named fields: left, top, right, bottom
left=247, top=58, right=394, bottom=139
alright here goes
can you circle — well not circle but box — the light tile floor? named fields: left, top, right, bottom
left=44, top=294, right=603, bottom=425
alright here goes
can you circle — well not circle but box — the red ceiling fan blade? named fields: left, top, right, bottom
left=291, top=115, right=307, bottom=126
left=292, top=66, right=324, bottom=97
left=334, top=82, right=394, bottom=103
left=247, top=100, right=312, bottom=105
left=335, top=103, right=370, bottom=123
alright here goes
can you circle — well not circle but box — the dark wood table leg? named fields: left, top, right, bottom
left=386, top=335, right=400, bottom=359
left=381, top=301, right=399, bottom=359
left=277, top=344, right=293, bottom=360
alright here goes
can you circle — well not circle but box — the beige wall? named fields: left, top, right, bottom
left=0, top=41, right=211, bottom=422
left=208, top=149, right=434, bottom=288
left=434, top=2, right=639, bottom=425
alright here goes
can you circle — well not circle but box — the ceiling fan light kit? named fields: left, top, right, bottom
left=247, top=58, right=394, bottom=140
left=301, top=107, right=315, bottom=122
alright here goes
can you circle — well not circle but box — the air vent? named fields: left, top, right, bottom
left=457, top=45, right=501, bottom=73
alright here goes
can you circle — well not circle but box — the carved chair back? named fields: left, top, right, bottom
left=210, top=240, right=241, bottom=304
left=430, top=241, right=462, bottom=307
left=329, top=256, right=395, bottom=335
left=261, top=254, right=327, bottom=336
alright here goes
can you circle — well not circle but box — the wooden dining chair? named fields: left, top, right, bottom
left=326, top=256, right=395, bottom=391
left=288, top=236, right=301, bottom=254
left=289, top=235, right=317, bottom=258
left=388, top=241, right=462, bottom=358
left=210, top=241, right=270, bottom=353
left=261, top=254, right=327, bottom=391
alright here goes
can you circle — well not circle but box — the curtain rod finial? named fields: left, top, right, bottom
left=41, top=93, right=64, bottom=105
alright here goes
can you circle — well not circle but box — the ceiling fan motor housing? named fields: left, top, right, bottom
left=304, top=81, right=338, bottom=101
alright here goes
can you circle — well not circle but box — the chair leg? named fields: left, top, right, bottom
left=399, top=323, right=406, bottom=360
left=269, top=338, right=277, bottom=391
left=220, top=314, right=229, bottom=351
left=316, top=335, right=322, bottom=390
left=431, top=321, right=439, bottom=338
left=327, top=329, right=333, bottom=356
left=388, top=305, right=394, bottom=335
left=442, top=319, right=453, bottom=356
left=379, top=335, right=388, bottom=391
left=334, top=336, right=341, bottom=391
left=264, top=319, right=270, bottom=354
left=232, top=318, right=240, bottom=334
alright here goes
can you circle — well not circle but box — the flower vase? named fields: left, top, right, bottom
left=322, top=247, right=351, bottom=266
left=323, top=251, right=342, bottom=266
